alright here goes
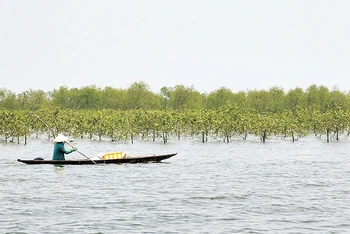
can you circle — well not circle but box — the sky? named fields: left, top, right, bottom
left=1, top=0, right=350, bottom=95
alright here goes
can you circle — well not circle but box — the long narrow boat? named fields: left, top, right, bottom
left=17, top=153, right=177, bottom=165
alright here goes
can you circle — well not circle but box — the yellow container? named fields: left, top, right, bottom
left=102, top=152, right=123, bottom=160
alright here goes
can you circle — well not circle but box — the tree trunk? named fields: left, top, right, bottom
left=162, top=132, right=167, bottom=143
left=262, top=129, right=267, bottom=143
left=336, top=128, right=339, bottom=141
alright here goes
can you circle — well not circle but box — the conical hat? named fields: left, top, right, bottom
left=54, top=134, right=68, bottom=142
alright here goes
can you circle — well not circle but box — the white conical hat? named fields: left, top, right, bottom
left=54, top=134, right=68, bottom=142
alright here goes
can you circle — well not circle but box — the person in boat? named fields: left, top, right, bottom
left=52, top=134, right=77, bottom=160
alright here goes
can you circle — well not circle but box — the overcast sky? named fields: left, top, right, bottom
left=1, top=0, right=350, bottom=94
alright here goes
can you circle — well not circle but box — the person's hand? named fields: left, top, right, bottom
left=72, top=148, right=77, bottom=152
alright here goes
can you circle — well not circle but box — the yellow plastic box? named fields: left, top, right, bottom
left=102, top=152, right=123, bottom=160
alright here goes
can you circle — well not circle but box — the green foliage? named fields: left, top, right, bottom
left=125, top=82, right=162, bottom=110
left=168, top=85, right=203, bottom=110
left=1, top=83, right=350, bottom=114
left=206, top=87, right=235, bottom=109
left=2, top=83, right=350, bottom=144
left=1, top=107, right=350, bottom=144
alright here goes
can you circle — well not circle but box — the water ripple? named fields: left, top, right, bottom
left=1, top=138, right=350, bottom=233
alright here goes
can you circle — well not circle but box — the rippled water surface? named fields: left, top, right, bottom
left=1, top=136, right=350, bottom=233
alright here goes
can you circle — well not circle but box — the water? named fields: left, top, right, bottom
left=1, top=136, right=350, bottom=233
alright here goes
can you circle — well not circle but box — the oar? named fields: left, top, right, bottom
left=33, top=113, right=97, bottom=164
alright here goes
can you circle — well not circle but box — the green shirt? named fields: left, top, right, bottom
left=52, top=142, right=74, bottom=160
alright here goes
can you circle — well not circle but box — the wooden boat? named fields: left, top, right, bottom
left=17, top=153, right=177, bottom=165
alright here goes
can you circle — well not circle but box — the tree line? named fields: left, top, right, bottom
left=1, top=82, right=350, bottom=113
left=1, top=82, right=350, bottom=144
left=0, top=107, right=348, bottom=145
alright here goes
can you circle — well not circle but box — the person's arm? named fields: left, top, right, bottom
left=60, top=144, right=77, bottom=154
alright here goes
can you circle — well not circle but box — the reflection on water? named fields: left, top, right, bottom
left=1, top=137, right=350, bottom=233
left=54, top=164, right=65, bottom=172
